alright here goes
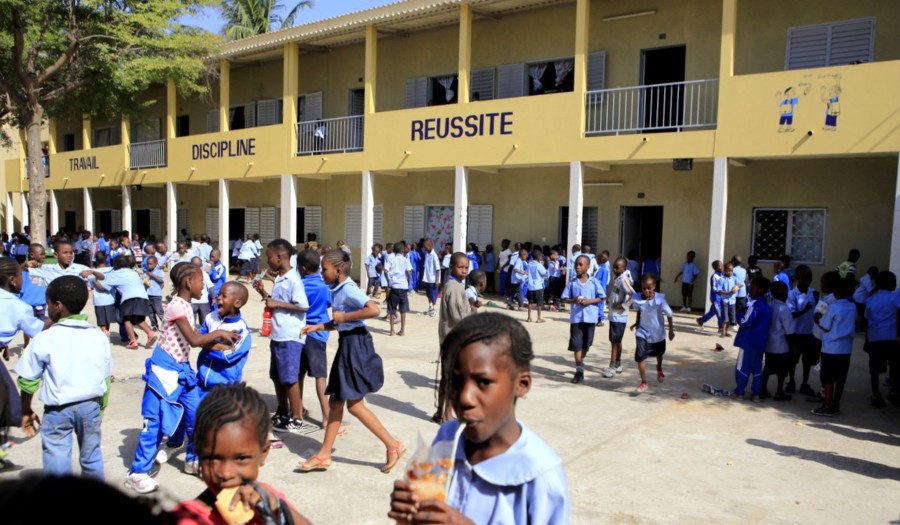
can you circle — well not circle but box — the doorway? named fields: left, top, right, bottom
left=64, top=211, right=76, bottom=232
left=619, top=206, right=663, bottom=271
left=295, top=207, right=306, bottom=245
left=640, top=45, right=686, bottom=131
left=134, top=210, right=151, bottom=238
left=229, top=208, right=245, bottom=241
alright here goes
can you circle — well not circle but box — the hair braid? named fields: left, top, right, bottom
left=193, top=383, right=271, bottom=458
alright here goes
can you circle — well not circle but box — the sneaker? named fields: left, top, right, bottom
left=601, top=367, right=616, bottom=379
left=799, top=384, right=816, bottom=396
left=571, top=371, right=584, bottom=384
left=271, top=414, right=287, bottom=428
left=751, top=395, right=761, bottom=403
left=155, top=445, right=180, bottom=464
left=695, top=318, right=704, bottom=329
left=656, top=368, right=665, bottom=383
left=615, top=362, right=623, bottom=373
left=636, top=382, right=648, bottom=393
left=729, top=391, right=744, bottom=400
left=273, top=417, right=304, bottom=433
left=125, top=472, right=160, bottom=494
left=597, top=320, right=605, bottom=327
left=811, top=405, right=837, bottom=417
left=184, top=460, right=200, bottom=476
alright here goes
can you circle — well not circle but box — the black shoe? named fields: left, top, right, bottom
left=571, top=371, right=584, bottom=384
left=784, top=382, right=796, bottom=394
left=799, top=383, right=816, bottom=396
left=773, top=392, right=792, bottom=401
left=759, top=390, right=772, bottom=400
left=811, top=405, right=838, bottom=417
left=871, top=395, right=886, bottom=408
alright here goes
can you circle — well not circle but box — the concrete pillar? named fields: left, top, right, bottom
left=20, top=193, right=29, bottom=230
left=457, top=3, right=472, bottom=104
left=719, top=0, right=737, bottom=80
left=5, top=193, right=14, bottom=235
left=219, top=59, right=231, bottom=132
left=453, top=166, right=469, bottom=253
left=122, top=184, right=132, bottom=234
left=280, top=175, right=297, bottom=244
left=49, top=190, right=59, bottom=234
left=360, top=170, right=375, bottom=290
left=218, top=179, right=230, bottom=262
left=566, top=162, right=584, bottom=258
left=364, top=25, right=377, bottom=115
left=574, top=0, right=590, bottom=95
left=890, top=154, right=900, bottom=275
left=166, top=182, right=177, bottom=250
left=166, top=79, right=177, bottom=140
left=83, top=188, right=94, bottom=234
left=82, top=114, right=92, bottom=150
left=707, top=157, right=729, bottom=311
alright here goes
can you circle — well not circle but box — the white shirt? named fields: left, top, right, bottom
left=29, top=263, right=92, bottom=285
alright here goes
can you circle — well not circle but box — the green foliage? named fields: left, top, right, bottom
left=221, top=0, right=313, bottom=40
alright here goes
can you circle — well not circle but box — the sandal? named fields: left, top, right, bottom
left=298, top=454, right=332, bottom=472
left=381, top=442, right=406, bottom=473
left=145, top=332, right=159, bottom=349
left=397, top=331, right=405, bottom=336
left=126, top=340, right=139, bottom=350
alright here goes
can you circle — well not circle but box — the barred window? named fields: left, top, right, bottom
left=752, top=208, right=826, bottom=264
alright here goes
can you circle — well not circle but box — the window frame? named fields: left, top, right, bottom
left=751, top=207, right=827, bottom=265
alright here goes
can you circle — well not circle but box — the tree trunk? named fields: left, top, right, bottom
left=24, top=108, right=47, bottom=247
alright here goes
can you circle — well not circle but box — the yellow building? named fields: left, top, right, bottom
left=2, top=0, right=899, bottom=305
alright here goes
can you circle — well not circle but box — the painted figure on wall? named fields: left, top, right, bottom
left=776, top=83, right=811, bottom=133
left=820, top=75, right=842, bottom=130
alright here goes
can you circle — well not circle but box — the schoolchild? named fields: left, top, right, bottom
left=366, top=244, right=383, bottom=298
left=602, top=257, right=634, bottom=378
left=89, top=252, right=117, bottom=339
left=422, top=239, right=441, bottom=317
left=630, top=274, right=675, bottom=393
left=812, top=278, right=857, bottom=417
left=483, top=244, right=496, bottom=294
left=561, top=255, right=606, bottom=384
left=761, top=281, right=793, bottom=401
left=674, top=250, right=700, bottom=312
left=0, top=258, right=46, bottom=361
left=386, top=241, right=412, bottom=337
left=731, top=277, right=772, bottom=402
left=208, top=249, right=228, bottom=310
left=95, top=256, right=158, bottom=350
left=295, top=250, right=333, bottom=427
left=864, top=271, right=900, bottom=407
left=195, top=282, right=252, bottom=402
left=466, top=269, right=487, bottom=313
left=145, top=255, right=165, bottom=332
left=785, top=265, right=820, bottom=396
left=525, top=247, right=547, bottom=323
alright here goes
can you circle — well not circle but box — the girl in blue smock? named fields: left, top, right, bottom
left=299, top=249, right=404, bottom=474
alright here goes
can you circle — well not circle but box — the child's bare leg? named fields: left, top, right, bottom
left=656, top=355, right=664, bottom=372
left=273, top=382, right=288, bottom=416
left=638, top=360, right=647, bottom=384
left=536, top=306, right=542, bottom=322
left=124, top=320, right=138, bottom=343
left=574, top=350, right=584, bottom=368
left=389, top=313, right=396, bottom=335
left=137, top=319, right=154, bottom=336
left=346, top=398, right=398, bottom=450
left=526, top=303, right=533, bottom=322
left=399, top=313, right=406, bottom=334
left=823, top=383, right=835, bottom=407
left=611, top=342, right=622, bottom=363
left=316, top=398, right=345, bottom=457
left=315, top=377, right=329, bottom=424
left=297, top=374, right=307, bottom=420
left=287, top=382, right=302, bottom=419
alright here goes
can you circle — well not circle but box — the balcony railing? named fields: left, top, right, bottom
left=297, top=115, right=364, bottom=155
left=129, top=139, right=167, bottom=169
left=585, top=78, right=719, bottom=135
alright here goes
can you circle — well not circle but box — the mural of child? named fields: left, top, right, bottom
left=776, top=82, right=811, bottom=133
left=820, top=76, right=842, bottom=130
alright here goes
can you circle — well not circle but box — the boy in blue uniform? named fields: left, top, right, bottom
left=207, top=249, right=227, bottom=311
left=525, top=247, right=547, bottom=323
left=145, top=255, right=165, bottom=332
left=631, top=274, right=674, bottom=392
left=593, top=251, right=610, bottom=326
left=761, top=281, right=793, bottom=400
left=864, top=271, right=900, bottom=407
left=196, top=282, right=251, bottom=401
left=697, top=260, right=724, bottom=330
left=562, top=255, right=606, bottom=384
left=674, top=250, right=700, bottom=312
left=715, top=262, right=740, bottom=337
left=296, top=249, right=333, bottom=426
left=731, top=277, right=772, bottom=402
left=19, top=244, right=49, bottom=345
left=365, top=243, right=382, bottom=298
left=813, top=278, right=857, bottom=416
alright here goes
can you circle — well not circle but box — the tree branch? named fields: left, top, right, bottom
left=12, top=13, right=33, bottom=92
left=41, top=72, right=102, bottom=104
left=36, top=1, right=81, bottom=85
left=0, top=74, right=26, bottom=107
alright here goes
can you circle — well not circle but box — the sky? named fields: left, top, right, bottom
left=180, top=1, right=399, bottom=35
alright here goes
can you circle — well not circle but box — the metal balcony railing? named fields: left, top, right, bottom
left=297, top=115, right=364, bottom=155
left=129, top=139, right=167, bottom=169
left=585, top=78, right=719, bottom=135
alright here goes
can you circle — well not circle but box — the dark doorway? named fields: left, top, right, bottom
left=64, top=211, right=76, bottom=232
left=619, top=206, right=664, bottom=276
left=176, top=115, right=190, bottom=137
left=295, top=207, right=305, bottom=245
left=640, top=45, right=686, bottom=131
left=229, top=208, right=245, bottom=241
left=135, top=209, right=151, bottom=238
left=98, top=210, right=113, bottom=236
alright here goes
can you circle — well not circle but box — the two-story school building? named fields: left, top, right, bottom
left=2, top=0, right=899, bottom=306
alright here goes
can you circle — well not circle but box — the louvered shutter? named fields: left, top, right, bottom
left=304, top=92, right=323, bottom=122
left=497, top=63, right=525, bottom=99
left=177, top=208, right=190, bottom=236
left=829, top=18, right=875, bottom=65
left=260, top=207, right=277, bottom=244
left=111, top=210, right=122, bottom=233
left=373, top=205, right=383, bottom=245
left=244, top=208, right=260, bottom=239
left=256, top=99, right=280, bottom=126
left=582, top=207, right=599, bottom=249
left=785, top=25, right=829, bottom=70
left=405, top=77, right=428, bottom=108
left=587, top=51, right=607, bottom=91
left=304, top=206, right=322, bottom=242
left=403, top=205, right=425, bottom=242
left=206, top=207, right=219, bottom=242
left=207, top=109, right=220, bottom=132
left=470, top=68, right=495, bottom=101
left=345, top=205, right=362, bottom=247
left=149, top=208, right=161, bottom=239
left=243, top=102, right=256, bottom=128
left=467, top=205, right=493, bottom=249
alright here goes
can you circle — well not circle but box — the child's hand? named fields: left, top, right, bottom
left=264, top=297, right=279, bottom=309
left=80, top=270, right=94, bottom=278
left=629, top=323, right=637, bottom=331
left=388, top=480, right=419, bottom=523
left=21, top=412, right=40, bottom=437
left=214, top=330, right=240, bottom=344
left=668, top=328, right=675, bottom=341
left=227, top=484, right=278, bottom=519
left=301, top=324, right=322, bottom=336
left=413, top=500, right=476, bottom=525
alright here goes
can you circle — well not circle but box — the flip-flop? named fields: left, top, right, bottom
left=298, top=454, right=332, bottom=472
left=381, top=442, right=406, bottom=473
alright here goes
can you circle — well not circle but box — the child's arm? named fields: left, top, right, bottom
left=631, top=311, right=641, bottom=331
left=222, top=484, right=311, bottom=525
left=667, top=312, right=675, bottom=340
left=389, top=480, right=474, bottom=525
left=674, top=271, right=683, bottom=282
left=256, top=284, right=309, bottom=313
left=147, top=272, right=164, bottom=284
left=173, top=317, right=239, bottom=347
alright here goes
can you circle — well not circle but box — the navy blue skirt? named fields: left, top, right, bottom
left=326, top=327, right=384, bottom=401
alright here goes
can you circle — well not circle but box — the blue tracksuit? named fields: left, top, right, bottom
left=196, top=311, right=252, bottom=400
left=733, top=297, right=771, bottom=396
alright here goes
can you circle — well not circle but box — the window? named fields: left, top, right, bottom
left=752, top=208, right=826, bottom=264
left=62, top=133, right=76, bottom=152
left=92, top=126, right=122, bottom=147
left=176, top=115, right=190, bottom=137
left=527, top=58, right=574, bottom=96
left=406, top=75, right=458, bottom=108
left=785, top=17, right=875, bottom=70
left=131, top=118, right=161, bottom=143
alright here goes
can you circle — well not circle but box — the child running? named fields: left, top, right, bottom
left=173, top=384, right=310, bottom=525
left=389, top=313, right=570, bottom=524
left=731, top=277, right=772, bottom=402
left=630, top=274, right=675, bottom=392
left=295, top=249, right=333, bottom=427
left=561, top=255, right=606, bottom=384
left=15, top=276, right=112, bottom=479
left=602, top=257, right=634, bottom=378
left=125, top=262, right=240, bottom=494
left=299, top=249, right=403, bottom=473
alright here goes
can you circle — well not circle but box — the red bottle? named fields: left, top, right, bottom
left=261, top=307, right=273, bottom=337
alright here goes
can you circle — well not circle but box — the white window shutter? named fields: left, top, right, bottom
left=206, top=109, right=220, bottom=132
left=244, top=208, right=260, bottom=240
left=256, top=99, right=279, bottom=126
left=244, top=102, right=256, bottom=128
left=149, top=208, right=161, bottom=239
left=345, top=205, right=361, bottom=247
left=582, top=207, right=599, bottom=249
left=260, top=207, right=277, bottom=244
left=374, top=205, right=383, bottom=245
left=304, top=92, right=323, bottom=121
left=111, top=209, right=122, bottom=233
left=177, top=208, right=191, bottom=236
left=405, top=77, right=428, bottom=108
left=470, top=68, right=495, bottom=101
left=497, top=63, right=525, bottom=99
left=829, top=18, right=875, bottom=65
left=403, top=205, right=425, bottom=242
left=206, top=207, right=219, bottom=242
left=467, top=205, right=493, bottom=249
left=587, top=51, right=607, bottom=92
left=304, top=206, right=322, bottom=243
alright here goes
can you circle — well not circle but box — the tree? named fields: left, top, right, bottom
left=0, top=0, right=220, bottom=245
left=221, top=0, right=313, bottom=40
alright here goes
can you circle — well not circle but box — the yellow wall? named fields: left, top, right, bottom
left=377, top=24, right=460, bottom=111
left=177, top=89, right=218, bottom=137
left=735, top=0, right=900, bottom=75
left=472, top=3, right=575, bottom=68
left=298, top=45, right=366, bottom=118
left=231, top=60, right=284, bottom=106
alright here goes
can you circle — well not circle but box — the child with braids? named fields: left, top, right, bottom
left=299, top=249, right=404, bottom=473
left=0, top=257, right=46, bottom=362
left=174, top=383, right=310, bottom=525
left=125, top=262, right=240, bottom=495
left=93, top=256, right=158, bottom=349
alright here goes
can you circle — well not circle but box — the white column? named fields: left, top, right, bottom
left=49, top=190, right=60, bottom=234
left=166, top=182, right=177, bottom=250
left=83, top=188, right=94, bottom=233
left=890, top=154, right=900, bottom=275
left=453, top=166, right=469, bottom=253
left=280, top=175, right=297, bottom=243
left=121, top=184, right=132, bottom=233
left=360, top=170, right=375, bottom=290
left=218, top=179, right=230, bottom=262
left=566, top=161, right=584, bottom=259
left=5, top=193, right=14, bottom=236
left=20, top=193, right=29, bottom=231
left=707, top=157, right=729, bottom=312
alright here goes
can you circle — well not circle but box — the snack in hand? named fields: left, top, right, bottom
left=215, top=486, right=256, bottom=525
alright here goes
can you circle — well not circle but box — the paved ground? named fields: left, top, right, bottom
left=2, top=286, right=899, bottom=524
